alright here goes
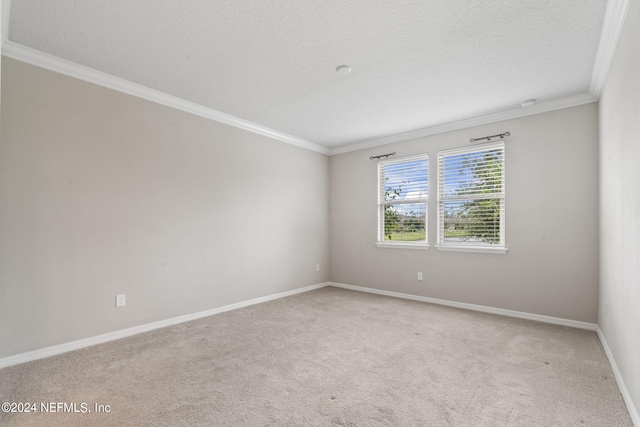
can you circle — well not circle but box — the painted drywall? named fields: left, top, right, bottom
left=0, top=58, right=330, bottom=358
left=330, top=103, right=599, bottom=323
left=1, top=1, right=3, bottom=119
left=598, top=0, right=640, bottom=419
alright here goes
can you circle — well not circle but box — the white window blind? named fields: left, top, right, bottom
left=438, top=142, right=505, bottom=248
left=378, top=154, right=428, bottom=245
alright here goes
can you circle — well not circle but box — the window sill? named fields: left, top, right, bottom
left=434, top=245, right=508, bottom=254
left=375, top=242, right=430, bottom=250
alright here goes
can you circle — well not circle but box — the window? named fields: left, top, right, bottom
left=377, top=154, right=428, bottom=249
left=437, top=142, right=506, bottom=253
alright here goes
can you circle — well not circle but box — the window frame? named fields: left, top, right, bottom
left=376, top=153, right=430, bottom=250
left=436, top=142, right=507, bottom=254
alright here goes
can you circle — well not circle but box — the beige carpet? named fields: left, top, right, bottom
left=0, top=287, right=632, bottom=426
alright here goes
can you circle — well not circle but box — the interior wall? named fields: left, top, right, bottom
left=0, top=58, right=330, bottom=358
left=598, top=0, right=640, bottom=419
left=1, top=1, right=3, bottom=118
left=330, top=103, right=599, bottom=323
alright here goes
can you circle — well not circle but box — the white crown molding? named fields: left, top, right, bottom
left=328, top=0, right=630, bottom=156
left=328, top=92, right=597, bottom=155
left=0, top=38, right=599, bottom=159
left=0, top=41, right=330, bottom=155
left=589, top=0, right=632, bottom=98
left=1, top=0, right=626, bottom=157
left=596, top=327, right=640, bottom=426
left=0, top=282, right=330, bottom=369
left=329, top=282, right=597, bottom=330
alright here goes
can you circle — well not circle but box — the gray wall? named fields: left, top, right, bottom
left=330, top=103, right=599, bottom=323
left=599, top=0, right=640, bottom=418
left=0, top=58, right=330, bottom=358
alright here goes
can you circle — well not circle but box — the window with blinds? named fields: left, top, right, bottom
left=437, top=142, right=505, bottom=249
left=378, top=154, right=428, bottom=246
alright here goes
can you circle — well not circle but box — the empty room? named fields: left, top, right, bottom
left=0, top=0, right=638, bottom=426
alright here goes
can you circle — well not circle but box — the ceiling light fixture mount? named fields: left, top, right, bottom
left=521, top=99, right=536, bottom=108
left=336, top=65, right=352, bottom=74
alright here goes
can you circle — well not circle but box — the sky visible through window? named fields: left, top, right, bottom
left=383, top=159, right=427, bottom=211
left=441, top=151, right=501, bottom=195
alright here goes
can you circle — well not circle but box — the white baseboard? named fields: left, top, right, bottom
left=5, top=280, right=635, bottom=424
left=328, top=282, right=597, bottom=331
left=597, top=327, right=640, bottom=427
left=0, top=282, right=330, bottom=370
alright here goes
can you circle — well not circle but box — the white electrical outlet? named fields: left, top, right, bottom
left=316, top=264, right=320, bottom=272
left=116, top=294, right=126, bottom=308
left=604, top=301, right=609, bottom=317
left=417, top=272, right=423, bottom=281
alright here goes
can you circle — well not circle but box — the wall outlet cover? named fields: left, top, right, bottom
left=116, top=294, right=126, bottom=308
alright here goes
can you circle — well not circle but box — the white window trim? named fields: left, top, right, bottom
left=437, top=141, right=506, bottom=254
left=434, top=244, right=507, bottom=254
left=377, top=153, right=429, bottom=247
left=376, top=242, right=431, bottom=250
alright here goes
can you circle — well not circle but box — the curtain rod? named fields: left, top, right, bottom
left=370, top=152, right=396, bottom=160
left=369, top=131, right=510, bottom=159
left=470, top=131, right=510, bottom=143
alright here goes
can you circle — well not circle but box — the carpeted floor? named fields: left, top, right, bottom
left=0, top=287, right=633, bottom=426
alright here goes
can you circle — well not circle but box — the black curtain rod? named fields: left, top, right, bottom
left=370, top=152, right=396, bottom=160
left=369, top=132, right=509, bottom=159
left=470, top=131, right=510, bottom=143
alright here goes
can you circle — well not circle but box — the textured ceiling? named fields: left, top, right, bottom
left=6, top=0, right=608, bottom=149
